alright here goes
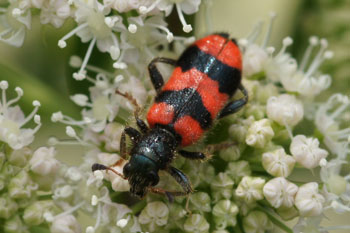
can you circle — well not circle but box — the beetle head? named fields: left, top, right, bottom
left=123, top=154, right=159, bottom=198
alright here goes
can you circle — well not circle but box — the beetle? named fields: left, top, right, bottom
left=92, top=33, right=248, bottom=200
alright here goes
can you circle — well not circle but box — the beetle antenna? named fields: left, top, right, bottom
left=91, top=163, right=126, bottom=179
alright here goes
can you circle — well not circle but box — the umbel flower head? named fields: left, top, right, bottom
left=1, top=1, right=350, bottom=232
left=0, top=81, right=41, bottom=150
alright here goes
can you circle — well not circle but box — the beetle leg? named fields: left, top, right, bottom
left=218, top=84, right=248, bottom=119
left=178, top=150, right=206, bottom=160
left=166, top=166, right=193, bottom=194
left=115, top=90, right=149, bottom=133
left=148, top=57, right=177, bottom=93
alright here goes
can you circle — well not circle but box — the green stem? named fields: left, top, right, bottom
left=256, top=206, right=293, bottom=233
left=131, top=200, right=147, bottom=214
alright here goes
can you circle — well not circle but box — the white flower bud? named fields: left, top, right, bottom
left=267, top=94, right=303, bottom=127
left=263, top=177, right=298, bottom=208
left=33, top=100, right=41, bottom=107
left=93, top=170, right=104, bottom=181
left=210, top=172, right=235, bottom=202
left=91, top=195, right=98, bottom=206
left=243, top=44, right=268, bottom=77
left=66, top=167, right=82, bottom=182
left=295, top=182, right=325, bottom=217
left=8, top=170, right=38, bottom=199
left=219, top=145, right=241, bottom=161
left=113, top=62, right=127, bottom=69
left=0, top=195, right=18, bottom=219
left=128, top=24, right=137, bottom=33
left=243, top=211, right=274, bottom=233
left=184, top=214, right=209, bottom=233
left=34, top=115, right=41, bottom=124
left=290, top=135, right=328, bottom=169
left=86, top=226, right=94, bottom=233
left=326, top=174, right=347, bottom=196
left=235, top=176, right=265, bottom=204
left=139, top=201, right=169, bottom=231
left=183, top=24, right=192, bottom=33
left=213, top=200, right=239, bottom=229
left=51, top=111, right=64, bottom=122
left=50, top=215, right=81, bottom=233
left=226, top=161, right=251, bottom=183
left=15, top=87, right=23, bottom=96
left=69, top=56, right=82, bottom=68
left=73, top=71, right=86, bottom=80
left=66, top=126, right=76, bottom=137
left=30, top=147, right=60, bottom=176
left=190, top=192, right=211, bottom=212
left=262, top=148, right=295, bottom=177
left=58, top=40, right=67, bottom=48
left=70, top=94, right=89, bottom=106
left=0, top=80, right=9, bottom=89
left=116, top=218, right=129, bottom=228
left=23, top=200, right=53, bottom=225
left=245, top=119, right=274, bottom=148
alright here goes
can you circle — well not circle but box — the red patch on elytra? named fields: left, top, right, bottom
left=147, top=102, right=175, bottom=128
left=197, top=75, right=229, bottom=119
left=174, top=115, right=204, bottom=146
left=162, top=68, right=204, bottom=91
left=194, top=34, right=226, bottom=57
left=217, top=41, right=242, bottom=70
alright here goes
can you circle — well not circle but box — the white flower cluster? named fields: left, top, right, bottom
left=1, top=2, right=349, bottom=232
left=0, top=0, right=200, bottom=81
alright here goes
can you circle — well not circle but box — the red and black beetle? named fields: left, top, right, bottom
left=92, top=33, right=248, bottom=199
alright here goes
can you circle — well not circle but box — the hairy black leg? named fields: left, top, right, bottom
left=148, top=57, right=177, bottom=93
left=115, top=90, right=149, bottom=133
left=166, top=166, right=193, bottom=194
left=218, top=84, right=249, bottom=119
left=178, top=150, right=206, bottom=160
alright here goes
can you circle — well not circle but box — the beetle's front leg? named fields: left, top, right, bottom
left=218, top=84, right=248, bottom=118
left=166, top=166, right=193, bottom=195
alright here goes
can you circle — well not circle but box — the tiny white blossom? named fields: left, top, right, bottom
left=30, top=147, right=60, bottom=176
left=138, top=201, right=169, bottom=232
left=50, top=214, right=81, bottom=233
left=295, top=182, right=325, bottom=217
left=315, top=94, right=350, bottom=157
left=183, top=213, right=210, bottom=233
left=262, top=148, right=295, bottom=177
left=235, top=176, right=265, bottom=204
left=243, top=211, right=274, bottom=233
left=245, top=119, right=274, bottom=148
left=0, top=81, right=41, bottom=149
left=263, top=177, right=298, bottom=208
left=266, top=94, right=304, bottom=127
left=290, top=135, right=328, bottom=169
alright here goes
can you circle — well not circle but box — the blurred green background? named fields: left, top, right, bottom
left=0, top=0, right=349, bottom=232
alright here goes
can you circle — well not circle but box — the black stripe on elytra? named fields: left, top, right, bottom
left=155, top=88, right=212, bottom=130
left=177, top=45, right=241, bottom=96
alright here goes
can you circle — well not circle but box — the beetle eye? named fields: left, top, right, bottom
left=123, top=163, right=132, bottom=178
left=148, top=172, right=159, bottom=186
